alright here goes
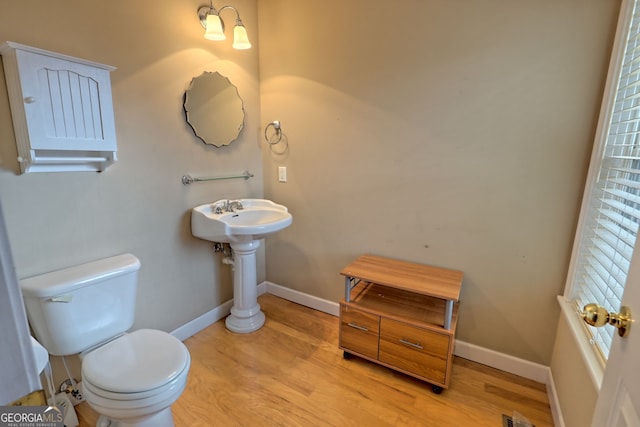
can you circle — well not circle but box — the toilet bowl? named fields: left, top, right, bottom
left=19, top=254, right=191, bottom=427
left=81, top=329, right=190, bottom=427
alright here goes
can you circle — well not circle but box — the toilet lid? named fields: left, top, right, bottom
left=82, top=329, right=190, bottom=394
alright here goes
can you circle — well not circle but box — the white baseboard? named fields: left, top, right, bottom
left=170, top=281, right=563, bottom=426
left=546, top=368, right=565, bottom=427
left=170, top=283, right=269, bottom=341
left=170, top=298, right=234, bottom=341
left=264, top=281, right=340, bottom=316
left=453, top=340, right=549, bottom=383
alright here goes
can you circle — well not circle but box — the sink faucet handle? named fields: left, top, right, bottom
left=212, top=201, right=225, bottom=214
left=227, top=200, right=244, bottom=212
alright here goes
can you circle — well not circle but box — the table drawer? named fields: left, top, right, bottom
left=339, top=304, right=379, bottom=359
left=379, top=318, right=449, bottom=384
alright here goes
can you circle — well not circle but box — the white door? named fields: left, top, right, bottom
left=584, top=0, right=640, bottom=423
left=591, top=250, right=640, bottom=426
left=0, top=200, right=41, bottom=405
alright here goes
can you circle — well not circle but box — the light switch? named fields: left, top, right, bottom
left=278, top=166, right=287, bottom=182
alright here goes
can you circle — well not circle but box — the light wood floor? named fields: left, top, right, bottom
left=76, top=294, right=554, bottom=426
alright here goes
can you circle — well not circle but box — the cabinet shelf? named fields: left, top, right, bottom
left=349, top=282, right=459, bottom=331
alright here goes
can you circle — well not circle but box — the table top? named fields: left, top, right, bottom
left=340, top=254, right=463, bottom=301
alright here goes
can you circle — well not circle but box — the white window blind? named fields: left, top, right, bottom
left=571, top=0, right=640, bottom=359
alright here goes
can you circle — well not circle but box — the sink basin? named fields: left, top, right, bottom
left=191, top=199, right=292, bottom=244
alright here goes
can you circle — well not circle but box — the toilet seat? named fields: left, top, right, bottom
left=82, top=370, right=188, bottom=411
left=83, top=363, right=189, bottom=403
left=82, top=329, right=190, bottom=398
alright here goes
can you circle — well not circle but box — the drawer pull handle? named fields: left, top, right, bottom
left=347, top=322, right=369, bottom=332
left=400, top=339, right=424, bottom=350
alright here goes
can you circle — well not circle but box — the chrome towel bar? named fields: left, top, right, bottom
left=182, top=170, right=253, bottom=185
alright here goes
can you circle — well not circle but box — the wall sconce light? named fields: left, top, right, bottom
left=197, top=1, right=251, bottom=50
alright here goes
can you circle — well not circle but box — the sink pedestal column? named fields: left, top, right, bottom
left=225, top=240, right=265, bottom=333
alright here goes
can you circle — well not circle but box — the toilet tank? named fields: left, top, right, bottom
left=20, top=253, right=141, bottom=356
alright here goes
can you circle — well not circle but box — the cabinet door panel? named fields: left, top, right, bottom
left=17, top=49, right=117, bottom=151
left=379, top=318, right=449, bottom=384
left=339, top=305, right=379, bottom=359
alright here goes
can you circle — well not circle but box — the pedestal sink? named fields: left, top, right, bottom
left=191, top=199, right=292, bottom=333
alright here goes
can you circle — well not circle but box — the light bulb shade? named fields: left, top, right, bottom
left=232, top=24, right=251, bottom=49
left=204, top=14, right=225, bottom=40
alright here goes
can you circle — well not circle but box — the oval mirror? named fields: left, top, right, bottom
left=184, top=71, right=244, bottom=147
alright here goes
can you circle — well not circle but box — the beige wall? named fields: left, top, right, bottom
left=258, top=0, right=620, bottom=365
left=0, top=1, right=621, bottom=414
left=0, top=0, right=262, bottom=333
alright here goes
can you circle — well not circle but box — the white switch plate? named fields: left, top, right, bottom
left=278, top=166, right=287, bottom=182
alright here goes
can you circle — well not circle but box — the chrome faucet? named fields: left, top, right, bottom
left=213, top=200, right=244, bottom=214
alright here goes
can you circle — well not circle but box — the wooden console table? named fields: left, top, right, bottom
left=339, top=254, right=463, bottom=393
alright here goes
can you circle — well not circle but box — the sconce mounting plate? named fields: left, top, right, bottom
left=198, top=6, right=225, bottom=31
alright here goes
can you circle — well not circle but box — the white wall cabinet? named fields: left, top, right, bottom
left=0, top=42, right=117, bottom=173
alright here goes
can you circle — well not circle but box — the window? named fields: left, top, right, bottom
left=567, top=0, right=640, bottom=360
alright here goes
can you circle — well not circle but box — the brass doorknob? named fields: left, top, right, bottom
left=581, top=303, right=633, bottom=337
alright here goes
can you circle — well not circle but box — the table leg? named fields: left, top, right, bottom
left=345, top=276, right=351, bottom=302
left=444, top=300, right=454, bottom=330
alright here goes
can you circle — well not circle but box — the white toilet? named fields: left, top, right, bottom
left=20, top=253, right=191, bottom=427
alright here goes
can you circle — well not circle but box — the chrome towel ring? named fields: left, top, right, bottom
left=264, top=120, right=283, bottom=145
